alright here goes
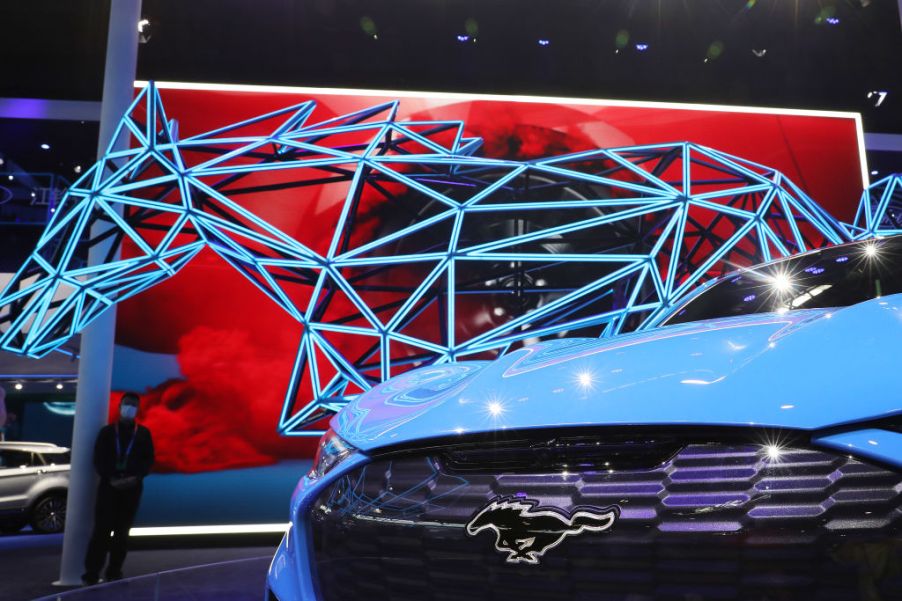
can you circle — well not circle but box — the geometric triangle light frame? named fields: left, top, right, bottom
left=0, top=82, right=850, bottom=436
left=847, top=173, right=902, bottom=240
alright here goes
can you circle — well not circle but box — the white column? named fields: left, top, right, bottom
left=56, top=0, right=142, bottom=586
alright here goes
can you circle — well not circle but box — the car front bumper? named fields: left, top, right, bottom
left=266, top=453, right=370, bottom=601
left=267, top=430, right=902, bottom=601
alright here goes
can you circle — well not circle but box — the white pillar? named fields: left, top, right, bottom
left=56, top=0, right=142, bottom=586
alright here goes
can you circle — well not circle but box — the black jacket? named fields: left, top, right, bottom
left=93, top=422, right=154, bottom=489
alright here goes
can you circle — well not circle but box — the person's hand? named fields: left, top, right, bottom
left=109, top=475, right=139, bottom=490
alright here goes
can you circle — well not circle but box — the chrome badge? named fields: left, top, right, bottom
left=466, top=496, right=619, bottom=565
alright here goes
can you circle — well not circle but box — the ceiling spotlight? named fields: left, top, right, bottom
left=40, top=143, right=50, bottom=150
left=825, top=17, right=840, bottom=25
left=360, top=16, right=377, bottom=38
left=752, top=49, right=767, bottom=58
left=538, top=39, right=550, bottom=46
left=464, top=17, right=479, bottom=38
left=635, top=43, right=649, bottom=52
left=14, top=383, right=23, bottom=391
left=706, top=41, right=724, bottom=62
left=864, top=242, right=879, bottom=258
left=0, top=157, right=5, bottom=166
left=492, top=307, right=506, bottom=317
left=867, top=90, right=888, bottom=107
left=56, top=383, right=64, bottom=390
left=456, top=34, right=470, bottom=42
left=871, top=170, right=878, bottom=176
left=137, top=18, right=152, bottom=44
left=74, top=164, right=83, bottom=174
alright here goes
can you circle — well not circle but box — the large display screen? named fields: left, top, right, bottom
left=112, top=81, right=866, bottom=475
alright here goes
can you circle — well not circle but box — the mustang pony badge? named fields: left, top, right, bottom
left=466, top=496, right=620, bottom=564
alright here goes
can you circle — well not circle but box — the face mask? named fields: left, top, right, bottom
left=120, top=405, right=138, bottom=420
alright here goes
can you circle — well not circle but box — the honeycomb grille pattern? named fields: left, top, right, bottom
left=311, top=443, right=902, bottom=601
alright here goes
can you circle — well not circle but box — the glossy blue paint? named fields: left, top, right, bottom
left=267, top=529, right=299, bottom=601
left=812, top=429, right=902, bottom=470
left=271, top=287, right=902, bottom=601
left=274, top=452, right=370, bottom=601
left=334, top=294, right=902, bottom=452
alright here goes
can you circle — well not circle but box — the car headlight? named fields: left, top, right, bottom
left=309, top=428, right=355, bottom=479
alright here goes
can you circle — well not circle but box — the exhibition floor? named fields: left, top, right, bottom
left=1, top=529, right=278, bottom=600
left=33, top=557, right=271, bottom=601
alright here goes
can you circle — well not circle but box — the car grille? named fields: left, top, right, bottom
left=310, top=441, right=902, bottom=601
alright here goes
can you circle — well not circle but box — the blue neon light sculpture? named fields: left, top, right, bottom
left=847, top=173, right=902, bottom=239
left=0, top=83, right=850, bottom=435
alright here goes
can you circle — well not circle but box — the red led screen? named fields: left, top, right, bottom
left=112, top=82, right=866, bottom=473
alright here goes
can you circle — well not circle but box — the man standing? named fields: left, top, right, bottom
left=82, top=392, right=154, bottom=585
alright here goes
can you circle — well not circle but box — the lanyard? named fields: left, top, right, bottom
left=114, top=422, right=137, bottom=471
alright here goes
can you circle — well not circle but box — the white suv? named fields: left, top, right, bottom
left=0, top=442, right=69, bottom=534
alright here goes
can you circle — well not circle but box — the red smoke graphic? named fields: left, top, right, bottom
left=111, top=323, right=319, bottom=473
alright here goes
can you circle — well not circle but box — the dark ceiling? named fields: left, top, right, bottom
left=2, top=0, right=900, bottom=132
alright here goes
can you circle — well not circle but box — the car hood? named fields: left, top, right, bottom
left=334, top=294, right=902, bottom=453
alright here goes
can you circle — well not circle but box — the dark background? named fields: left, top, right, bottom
left=1, top=0, right=899, bottom=334
left=1, top=0, right=900, bottom=131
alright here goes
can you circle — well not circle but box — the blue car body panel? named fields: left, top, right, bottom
left=334, top=294, right=902, bottom=453
left=276, top=453, right=371, bottom=601
left=813, top=429, right=902, bottom=469
left=270, top=273, right=902, bottom=600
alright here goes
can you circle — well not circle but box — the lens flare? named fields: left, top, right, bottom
left=771, top=272, right=792, bottom=292
left=575, top=369, right=597, bottom=390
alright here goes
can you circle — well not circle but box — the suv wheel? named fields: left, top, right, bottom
left=31, top=494, right=66, bottom=534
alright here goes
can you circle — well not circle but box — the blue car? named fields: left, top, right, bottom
left=267, top=236, right=902, bottom=601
